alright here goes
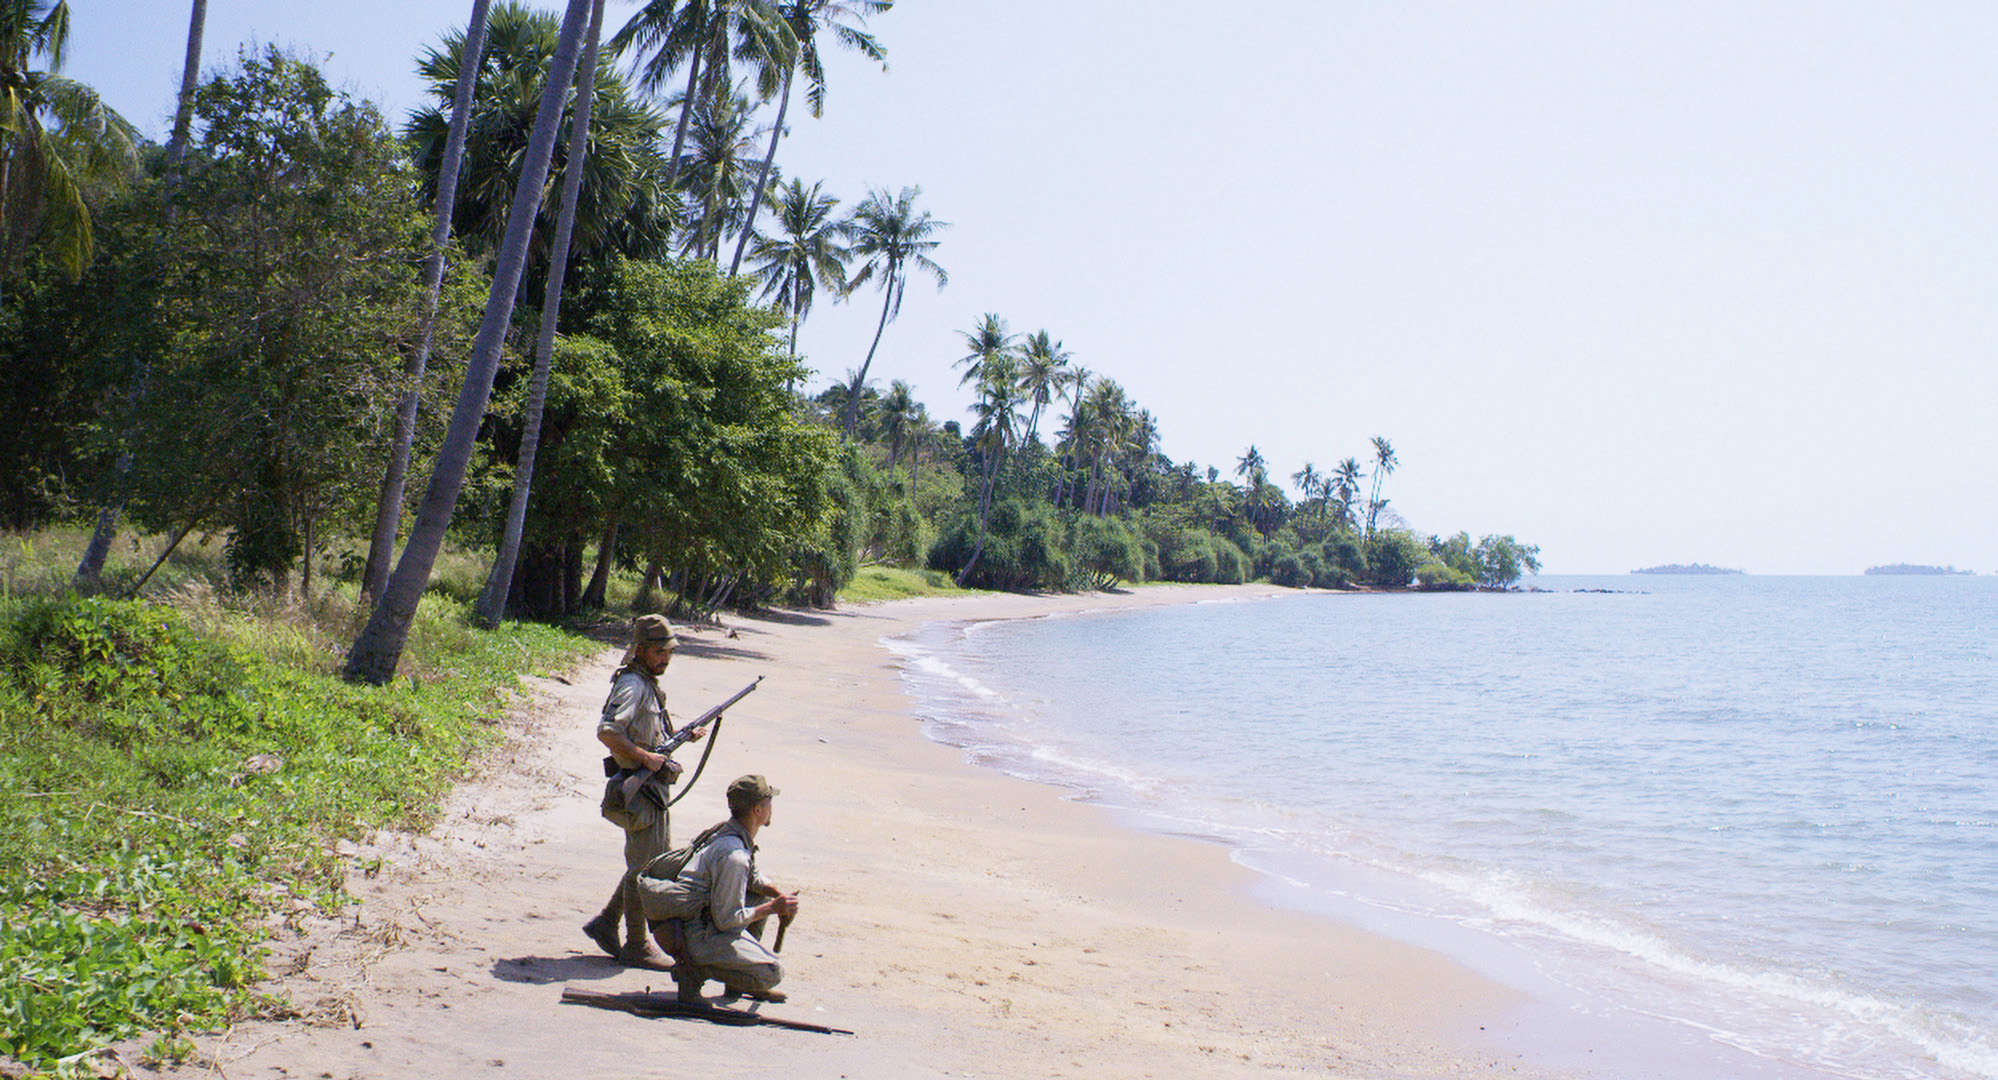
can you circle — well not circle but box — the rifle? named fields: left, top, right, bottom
left=559, top=986, right=852, bottom=1036
left=619, top=676, right=763, bottom=806
left=773, top=907, right=796, bottom=953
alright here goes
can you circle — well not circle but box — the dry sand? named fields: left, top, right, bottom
left=155, top=585, right=1569, bottom=1080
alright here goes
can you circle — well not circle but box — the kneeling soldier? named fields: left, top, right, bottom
left=648, top=775, right=798, bottom=1003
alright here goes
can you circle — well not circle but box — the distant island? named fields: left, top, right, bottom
left=1632, top=563, right=1744, bottom=575
left=1864, top=563, right=1973, bottom=576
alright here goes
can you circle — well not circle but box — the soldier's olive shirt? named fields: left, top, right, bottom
left=598, top=667, right=671, bottom=768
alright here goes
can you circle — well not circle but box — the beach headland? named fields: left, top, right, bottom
left=164, top=584, right=1559, bottom=1079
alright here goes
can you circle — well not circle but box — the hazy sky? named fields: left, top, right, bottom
left=70, top=1, right=1998, bottom=573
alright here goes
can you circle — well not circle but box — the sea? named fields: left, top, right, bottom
left=884, top=575, right=1998, bottom=1080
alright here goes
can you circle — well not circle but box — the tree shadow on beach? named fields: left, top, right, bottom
left=738, top=607, right=832, bottom=628
left=671, top=638, right=772, bottom=663
left=491, top=953, right=628, bottom=986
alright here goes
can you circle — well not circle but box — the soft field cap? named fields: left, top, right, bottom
left=726, top=774, right=779, bottom=814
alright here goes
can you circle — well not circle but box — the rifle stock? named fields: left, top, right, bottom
left=619, top=676, right=763, bottom=805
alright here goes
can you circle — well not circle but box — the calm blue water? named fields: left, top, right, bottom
left=887, top=576, right=1998, bottom=1080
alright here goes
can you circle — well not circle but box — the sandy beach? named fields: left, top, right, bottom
left=156, top=585, right=1567, bottom=1080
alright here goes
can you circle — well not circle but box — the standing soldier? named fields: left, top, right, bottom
left=583, top=614, right=698, bottom=969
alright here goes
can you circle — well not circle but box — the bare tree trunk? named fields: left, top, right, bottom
left=634, top=558, right=662, bottom=611
left=300, top=510, right=315, bottom=599
left=72, top=457, right=128, bottom=593
left=583, top=520, right=617, bottom=607
left=364, top=0, right=493, bottom=600
left=476, top=0, right=606, bottom=627
left=343, top=0, right=594, bottom=684
left=727, top=65, right=791, bottom=276
left=123, top=515, right=201, bottom=598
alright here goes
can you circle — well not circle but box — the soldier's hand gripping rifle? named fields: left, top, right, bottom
left=619, top=676, right=763, bottom=806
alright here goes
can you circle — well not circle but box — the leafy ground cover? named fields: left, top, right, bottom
left=837, top=565, right=966, bottom=603
left=0, top=580, right=590, bottom=1075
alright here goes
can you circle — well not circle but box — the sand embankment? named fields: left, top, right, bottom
left=163, top=585, right=1561, bottom=1079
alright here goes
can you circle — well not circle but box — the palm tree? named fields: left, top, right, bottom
left=877, top=378, right=917, bottom=469
left=1364, top=435, right=1396, bottom=540
left=1016, top=329, right=1070, bottom=446
left=609, top=0, right=787, bottom=194
left=476, top=0, right=607, bottom=627
left=903, top=404, right=935, bottom=487
left=1332, top=457, right=1363, bottom=533
left=0, top=0, right=138, bottom=282
left=677, top=83, right=763, bottom=260
left=839, top=185, right=945, bottom=437
left=362, top=0, right=494, bottom=600
left=1078, top=378, right=1131, bottom=515
left=1235, top=446, right=1265, bottom=486
left=726, top=0, right=887, bottom=276
left=954, top=312, right=1015, bottom=389
left=957, top=351, right=1021, bottom=585
left=406, top=3, right=666, bottom=272
left=1291, top=461, right=1323, bottom=520
left=1050, top=364, right=1089, bottom=506
left=746, top=176, right=847, bottom=364
left=344, top=0, right=595, bottom=684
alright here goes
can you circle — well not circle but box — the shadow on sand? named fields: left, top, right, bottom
left=492, top=952, right=630, bottom=986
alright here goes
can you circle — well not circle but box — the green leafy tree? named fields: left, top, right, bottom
left=876, top=378, right=918, bottom=469
left=954, top=312, right=1016, bottom=388
left=1474, top=534, right=1541, bottom=588
left=132, top=47, right=438, bottom=591
left=576, top=256, right=839, bottom=605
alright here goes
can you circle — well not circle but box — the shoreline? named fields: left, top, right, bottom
left=165, top=583, right=1562, bottom=1079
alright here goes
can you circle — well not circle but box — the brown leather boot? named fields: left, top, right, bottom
left=581, top=912, right=620, bottom=959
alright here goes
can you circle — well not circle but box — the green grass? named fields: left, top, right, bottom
left=836, top=565, right=968, bottom=603
left=0, top=535, right=595, bottom=1075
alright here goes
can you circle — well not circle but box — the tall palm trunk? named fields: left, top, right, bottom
left=343, top=0, right=594, bottom=684
left=841, top=277, right=895, bottom=437
left=727, top=63, right=790, bottom=276
left=362, top=0, right=493, bottom=600
left=663, top=37, right=705, bottom=189
left=163, top=0, right=205, bottom=199
left=476, top=0, right=605, bottom=626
